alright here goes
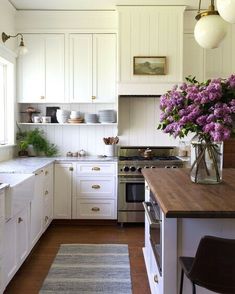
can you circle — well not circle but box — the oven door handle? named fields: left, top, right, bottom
left=143, top=202, right=161, bottom=229
left=119, top=180, right=144, bottom=184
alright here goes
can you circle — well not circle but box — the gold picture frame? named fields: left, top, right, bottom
left=133, top=56, right=167, bottom=75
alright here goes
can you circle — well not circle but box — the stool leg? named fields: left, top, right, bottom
left=192, top=282, right=196, bottom=294
left=179, top=269, right=184, bottom=294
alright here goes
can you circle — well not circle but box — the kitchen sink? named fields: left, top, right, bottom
left=0, top=173, right=35, bottom=219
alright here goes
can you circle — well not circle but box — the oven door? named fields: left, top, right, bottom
left=143, top=201, right=162, bottom=275
left=118, top=177, right=145, bottom=211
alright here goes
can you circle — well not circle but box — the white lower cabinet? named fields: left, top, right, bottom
left=42, top=165, right=54, bottom=230
left=3, top=205, right=30, bottom=288
left=54, top=163, right=73, bottom=219
left=30, top=170, right=43, bottom=248
left=30, top=164, right=54, bottom=248
left=72, top=162, right=117, bottom=219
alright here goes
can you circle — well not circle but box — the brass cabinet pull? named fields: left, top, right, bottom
left=154, top=274, right=158, bottom=283
left=69, top=167, right=74, bottom=171
left=45, top=216, right=49, bottom=222
left=45, top=190, right=49, bottom=195
left=40, top=95, right=45, bottom=99
left=92, top=184, right=100, bottom=189
left=91, top=207, right=100, bottom=212
left=18, top=217, right=23, bottom=223
left=45, top=170, right=48, bottom=175
left=91, top=95, right=96, bottom=100
left=92, top=167, right=100, bottom=171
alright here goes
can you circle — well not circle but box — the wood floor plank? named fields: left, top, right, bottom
left=4, top=223, right=151, bottom=294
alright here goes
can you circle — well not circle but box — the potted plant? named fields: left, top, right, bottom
left=16, top=128, right=58, bottom=157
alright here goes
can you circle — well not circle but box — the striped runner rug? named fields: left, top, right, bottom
left=40, top=244, right=132, bottom=294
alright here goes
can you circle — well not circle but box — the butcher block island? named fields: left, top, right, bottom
left=142, top=168, right=235, bottom=294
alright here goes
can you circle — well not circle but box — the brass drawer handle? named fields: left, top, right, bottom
left=92, top=184, right=100, bottom=189
left=154, top=274, right=158, bottom=283
left=40, top=95, right=45, bottom=99
left=92, top=167, right=100, bottom=171
left=92, top=95, right=96, bottom=100
left=91, top=207, right=100, bottom=212
left=18, top=217, right=23, bottom=223
left=45, top=190, right=49, bottom=195
left=69, top=167, right=74, bottom=171
left=45, top=170, right=48, bottom=175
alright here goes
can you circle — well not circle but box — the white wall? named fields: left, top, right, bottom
left=0, top=0, right=16, bottom=162
left=0, top=0, right=16, bottom=50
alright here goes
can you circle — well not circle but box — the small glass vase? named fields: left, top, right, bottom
left=191, top=139, right=223, bottom=184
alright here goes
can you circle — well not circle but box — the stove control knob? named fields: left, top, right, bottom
left=151, top=166, right=156, bottom=169
left=130, top=166, right=136, bottom=172
left=137, top=167, right=142, bottom=173
left=144, top=166, right=150, bottom=169
left=123, top=166, right=130, bottom=172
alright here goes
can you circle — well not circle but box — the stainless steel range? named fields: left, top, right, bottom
left=118, top=146, right=183, bottom=224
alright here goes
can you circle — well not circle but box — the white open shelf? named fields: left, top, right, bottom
left=17, top=122, right=118, bottom=126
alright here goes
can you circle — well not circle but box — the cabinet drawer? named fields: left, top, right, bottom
left=76, top=177, right=115, bottom=198
left=74, top=199, right=116, bottom=219
left=75, top=163, right=116, bottom=175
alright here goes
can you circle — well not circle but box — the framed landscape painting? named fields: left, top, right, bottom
left=133, top=56, right=167, bottom=75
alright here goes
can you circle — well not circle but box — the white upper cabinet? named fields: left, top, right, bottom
left=70, top=33, right=117, bottom=103
left=17, top=34, right=65, bottom=103
left=70, top=34, right=93, bottom=103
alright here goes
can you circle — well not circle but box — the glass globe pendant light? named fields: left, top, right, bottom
left=194, top=0, right=227, bottom=49
left=217, top=0, right=235, bottom=23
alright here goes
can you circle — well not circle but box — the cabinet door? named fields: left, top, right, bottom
left=30, top=171, right=43, bottom=248
left=17, top=206, right=30, bottom=264
left=17, top=34, right=65, bottom=103
left=93, top=34, right=117, bottom=103
left=54, top=163, right=73, bottom=219
left=45, top=35, right=65, bottom=102
left=70, top=34, right=93, bottom=102
left=3, top=218, right=18, bottom=285
left=43, top=165, right=54, bottom=230
left=17, top=34, right=45, bottom=103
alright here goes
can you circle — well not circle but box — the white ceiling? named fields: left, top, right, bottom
left=8, top=0, right=210, bottom=11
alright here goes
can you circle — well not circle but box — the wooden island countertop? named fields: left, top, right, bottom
left=142, top=168, right=235, bottom=218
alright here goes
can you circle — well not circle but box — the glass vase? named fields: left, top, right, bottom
left=191, top=140, right=223, bottom=184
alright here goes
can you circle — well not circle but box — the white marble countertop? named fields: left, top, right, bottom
left=0, top=156, right=118, bottom=174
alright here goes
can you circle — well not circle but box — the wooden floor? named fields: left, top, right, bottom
left=4, top=222, right=151, bottom=294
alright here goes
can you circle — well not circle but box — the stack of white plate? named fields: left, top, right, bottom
left=98, top=109, right=116, bottom=123
left=56, top=109, right=70, bottom=123
left=84, top=113, right=98, bottom=124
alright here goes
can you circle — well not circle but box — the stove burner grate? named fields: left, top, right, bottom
left=118, top=155, right=180, bottom=161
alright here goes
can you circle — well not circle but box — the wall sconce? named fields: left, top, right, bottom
left=2, top=32, right=28, bottom=56
left=194, top=0, right=227, bottom=49
left=217, top=0, right=235, bottom=23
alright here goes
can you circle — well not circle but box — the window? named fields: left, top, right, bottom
left=0, top=56, right=14, bottom=146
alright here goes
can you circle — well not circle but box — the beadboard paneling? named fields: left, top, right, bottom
left=118, top=97, right=181, bottom=146
left=118, top=6, right=185, bottom=83
left=18, top=103, right=117, bottom=156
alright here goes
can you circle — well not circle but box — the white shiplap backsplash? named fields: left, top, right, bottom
left=18, top=103, right=118, bottom=156
left=118, top=97, right=180, bottom=147
left=18, top=98, right=192, bottom=156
